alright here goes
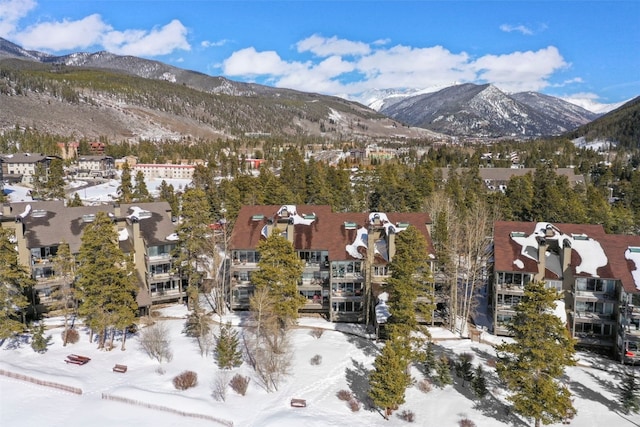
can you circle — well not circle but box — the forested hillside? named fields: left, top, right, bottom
left=566, top=96, right=640, bottom=148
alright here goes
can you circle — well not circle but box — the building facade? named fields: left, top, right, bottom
left=491, top=221, right=640, bottom=362
left=0, top=153, right=55, bottom=185
left=0, top=201, right=185, bottom=315
left=228, top=205, right=435, bottom=325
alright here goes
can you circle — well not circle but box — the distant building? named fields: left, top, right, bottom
left=437, top=167, right=585, bottom=191
left=0, top=153, right=59, bottom=185
left=76, top=155, right=116, bottom=178
left=133, top=163, right=195, bottom=180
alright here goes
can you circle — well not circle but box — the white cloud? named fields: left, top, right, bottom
left=296, top=34, right=370, bottom=57
left=223, top=47, right=304, bottom=76
left=14, top=14, right=110, bottom=50
left=0, top=0, right=36, bottom=37
left=201, top=39, right=229, bottom=48
left=102, top=19, right=190, bottom=56
left=500, top=23, right=534, bottom=35
left=7, top=6, right=190, bottom=56
left=223, top=39, right=570, bottom=96
left=472, top=46, right=568, bottom=93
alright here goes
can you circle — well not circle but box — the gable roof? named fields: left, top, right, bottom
left=230, top=205, right=434, bottom=262
left=3, top=201, right=176, bottom=253
left=493, top=221, right=640, bottom=293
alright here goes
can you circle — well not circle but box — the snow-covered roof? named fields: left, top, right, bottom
left=625, top=247, right=640, bottom=291
left=345, top=226, right=368, bottom=259
left=510, top=222, right=608, bottom=277
left=278, top=205, right=316, bottom=226
left=127, top=206, right=152, bottom=221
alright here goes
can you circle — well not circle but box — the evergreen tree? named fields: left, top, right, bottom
left=471, top=364, right=488, bottom=399
left=619, top=368, right=640, bottom=415
left=45, top=158, right=66, bottom=200
left=368, top=336, right=412, bottom=420
left=251, top=234, right=306, bottom=327
left=183, top=286, right=213, bottom=356
left=75, top=212, right=138, bottom=349
left=133, top=170, right=152, bottom=202
left=385, top=225, right=434, bottom=372
left=30, top=322, right=51, bottom=353
left=0, top=228, right=32, bottom=338
left=158, top=180, right=178, bottom=216
left=175, top=187, right=212, bottom=306
left=215, top=321, right=243, bottom=369
left=495, top=281, right=576, bottom=427
left=118, top=163, right=134, bottom=203
left=435, top=355, right=453, bottom=387
left=67, top=192, right=83, bottom=207
left=454, top=353, right=474, bottom=387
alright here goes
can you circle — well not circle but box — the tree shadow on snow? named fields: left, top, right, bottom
left=345, top=330, right=379, bottom=358
left=345, top=357, right=375, bottom=411
left=2, top=334, right=30, bottom=350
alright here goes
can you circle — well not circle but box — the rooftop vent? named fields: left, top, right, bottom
left=251, top=214, right=265, bottom=221
left=629, top=247, right=640, bottom=254
left=31, top=209, right=47, bottom=218
left=303, top=213, right=316, bottom=220
left=344, top=221, right=357, bottom=230
left=396, top=222, right=409, bottom=228
left=82, top=214, right=96, bottom=223
left=571, top=233, right=589, bottom=241
left=510, top=231, right=526, bottom=238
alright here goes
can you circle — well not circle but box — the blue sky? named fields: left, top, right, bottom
left=1, top=0, right=638, bottom=110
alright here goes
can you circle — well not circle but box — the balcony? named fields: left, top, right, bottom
left=574, top=311, right=616, bottom=322
left=573, top=291, right=616, bottom=302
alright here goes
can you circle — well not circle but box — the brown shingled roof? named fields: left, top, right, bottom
left=230, top=205, right=434, bottom=261
left=493, top=221, right=640, bottom=293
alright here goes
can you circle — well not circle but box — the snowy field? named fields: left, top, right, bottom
left=3, top=177, right=192, bottom=204
left=1, top=304, right=639, bottom=427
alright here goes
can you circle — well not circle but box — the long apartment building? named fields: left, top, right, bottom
left=491, top=221, right=640, bottom=363
left=0, top=201, right=185, bottom=315
left=228, top=205, right=435, bottom=324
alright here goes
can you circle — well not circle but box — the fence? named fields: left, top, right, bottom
left=101, top=393, right=233, bottom=426
left=0, top=369, right=82, bottom=395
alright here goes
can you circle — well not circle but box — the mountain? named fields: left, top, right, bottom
left=378, top=83, right=600, bottom=138
left=0, top=38, right=441, bottom=142
left=565, top=96, right=640, bottom=149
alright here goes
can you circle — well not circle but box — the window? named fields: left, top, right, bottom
left=576, top=301, right=613, bottom=314
left=373, top=265, right=389, bottom=276
left=496, top=272, right=530, bottom=286
left=576, top=277, right=617, bottom=293
left=331, top=301, right=362, bottom=313
left=232, top=250, right=260, bottom=264
left=497, top=294, right=521, bottom=307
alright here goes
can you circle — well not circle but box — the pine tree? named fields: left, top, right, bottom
left=215, top=321, right=243, bottom=369
left=472, top=364, right=488, bottom=399
left=75, top=212, right=138, bottom=349
left=30, top=322, right=51, bottom=353
left=495, top=281, right=576, bottom=427
left=455, top=353, right=474, bottom=387
left=619, top=368, right=640, bottom=415
left=67, top=192, right=83, bottom=207
left=368, top=336, right=412, bottom=420
left=158, top=180, right=178, bottom=216
left=45, top=158, right=65, bottom=200
left=435, top=355, right=453, bottom=387
left=175, top=187, right=212, bottom=307
left=118, top=162, right=134, bottom=203
left=0, top=228, right=32, bottom=338
left=133, top=170, right=152, bottom=202
left=251, top=234, right=306, bottom=328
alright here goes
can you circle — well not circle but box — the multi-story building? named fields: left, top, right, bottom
left=0, top=153, right=58, bottom=185
left=228, top=205, right=435, bottom=324
left=76, top=155, right=116, bottom=178
left=0, top=201, right=185, bottom=315
left=491, top=221, right=640, bottom=362
left=133, top=163, right=195, bottom=180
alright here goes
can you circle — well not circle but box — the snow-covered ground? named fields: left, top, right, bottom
left=3, top=177, right=192, bottom=204
left=1, top=304, right=638, bottom=427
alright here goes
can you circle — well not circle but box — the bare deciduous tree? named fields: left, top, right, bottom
left=139, top=323, right=173, bottom=363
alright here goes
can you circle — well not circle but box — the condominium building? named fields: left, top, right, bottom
left=491, top=221, right=640, bottom=362
left=228, top=205, right=435, bottom=324
left=0, top=201, right=185, bottom=315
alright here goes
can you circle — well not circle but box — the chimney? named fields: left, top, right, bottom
left=2, top=203, right=11, bottom=216
left=536, top=236, right=547, bottom=281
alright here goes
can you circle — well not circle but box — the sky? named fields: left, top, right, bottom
left=0, top=0, right=638, bottom=111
